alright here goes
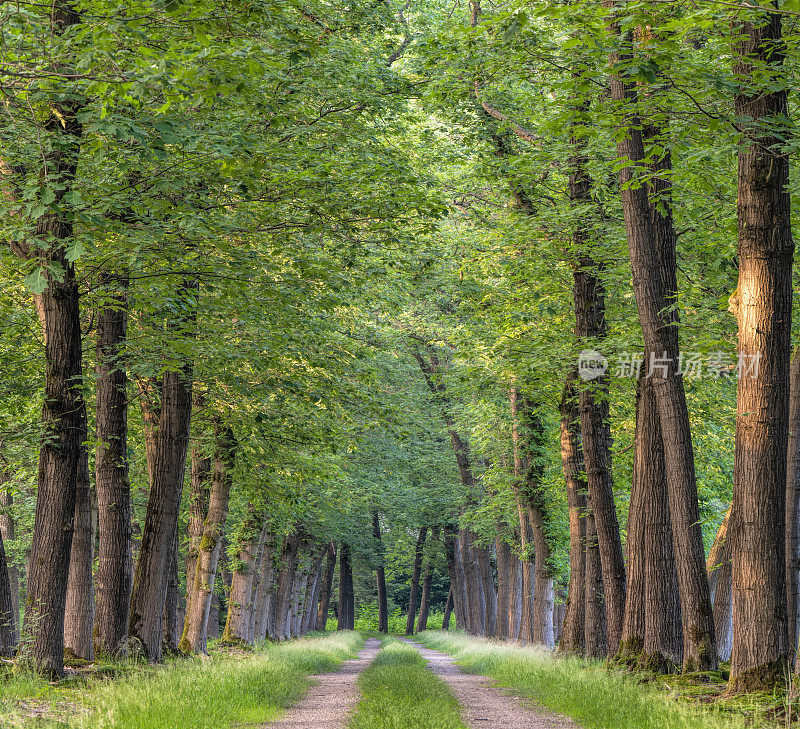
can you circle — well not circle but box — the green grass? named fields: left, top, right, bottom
left=1, top=631, right=362, bottom=728
left=347, top=638, right=467, bottom=729
left=416, top=631, right=753, bottom=729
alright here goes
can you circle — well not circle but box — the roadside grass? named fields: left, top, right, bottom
left=348, top=638, right=466, bottom=729
left=1, top=631, right=361, bottom=728
left=417, top=632, right=755, bottom=729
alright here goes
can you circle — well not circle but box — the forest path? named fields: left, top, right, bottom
left=400, top=639, right=580, bottom=729
left=260, top=637, right=381, bottom=729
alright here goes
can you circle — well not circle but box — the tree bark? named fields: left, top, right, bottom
left=316, top=543, right=336, bottom=631
left=418, top=526, right=438, bottom=632
left=495, top=536, right=510, bottom=639
left=64, top=405, right=94, bottom=661
left=0, top=479, right=18, bottom=653
left=406, top=527, right=428, bottom=635
left=444, top=525, right=467, bottom=631
left=253, top=535, right=278, bottom=640
left=511, top=391, right=555, bottom=647
left=180, top=426, right=235, bottom=654
left=442, top=587, right=453, bottom=630
left=728, top=4, right=792, bottom=691
left=186, top=427, right=211, bottom=599
left=223, top=514, right=268, bottom=644
left=162, top=529, right=180, bottom=654
left=274, top=532, right=301, bottom=639
left=338, top=542, right=354, bottom=630
left=607, top=17, right=716, bottom=671
left=640, top=376, right=683, bottom=672
left=301, top=547, right=325, bottom=635
left=129, top=363, right=194, bottom=662
left=708, top=507, right=734, bottom=662
left=372, top=513, right=389, bottom=633
left=94, top=272, right=132, bottom=657
left=787, top=349, right=800, bottom=659
left=584, top=511, right=607, bottom=658
left=0, top=520, right=16, bottom=657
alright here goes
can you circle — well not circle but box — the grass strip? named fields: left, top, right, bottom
left=348, top=638, right=467, bottom=729
left=0, top=631, right=361, bottom=728
left=78, top=631, right=362, bottom=729
left=417, top=631, right=751, bottom=729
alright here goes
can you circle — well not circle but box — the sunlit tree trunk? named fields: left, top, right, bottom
left=559, top=376, right=587, bottom=655
left=254, top=536, right=277, bottom=640
left=727, top=3, right=792, bottom=691
left=181, top=426, right=235, bottom=654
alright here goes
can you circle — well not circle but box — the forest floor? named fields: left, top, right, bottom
left=0, top=631, right=795, bottom=728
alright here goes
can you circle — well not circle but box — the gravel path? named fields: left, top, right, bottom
left=261, top=637, right=381, bottom=729
left=401, top=639, right=580, bottom=729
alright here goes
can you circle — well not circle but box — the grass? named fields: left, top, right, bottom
left=416, top=631, right=756, bottom=729
left=348, top=638, right=467, bottom=729
left=1, top=631, right=362, bottom=728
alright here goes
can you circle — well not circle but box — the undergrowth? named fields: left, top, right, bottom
left=348, top=638, right=466, bottom=729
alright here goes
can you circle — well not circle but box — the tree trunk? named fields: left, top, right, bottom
left=301, top=547, right=325, bottom=635
left=728, top=5, right=792, bottom=691
left=418, top=526, right=438, bottom=632
left=338, top=542, right=354, bottom=630
left=0, top=480, right=18, bottom=653
left=223, top=515, right=268, bottom=644
left=64, top=406, right=94, bottom=661
left=608, top=19, right=716, bottom=671
left=787, top=349, right=800, bottom=660
left=476, top=544, right=496, bottom=637
left=253, top=536, right=278, bottom=640
left=129, top=303, right=195, bottom=663
left=708, top=507, right=734, bottom=663
left=162, top=530, right=180, bottom=654
left=640, top=376, right=683, bottom=672
left=129, top=369, right=193, bottom=662
left=180, top=426, right=235, bottom=654
left=274, top=533, right=301, bottom=639
left=316, top=543, right=336, bottom=631
left=373, top=513, right=389, bottom=633
left=8, top=2, right=84, bottom=678
left=0, top=521, right=16, bottom=657
left=442, top=588, right=453, bottom=630
left=585, top=511, right=607, bottom=658
left=444, top=525, right=467, bottom=630
left=94, top=273, right=132, bottom=657
left=559, top=376, right=586, bottom=655
left=619, top=378, right=648, bottom=663
left=495, top=536, right=510, bottom=639
left=186, top=429, right=211, bottom=598
left=509, top=551, right=522, bottom=641
left=406, top=527, right=428, bottom=635
left=460, top=529, right=484, bottom=635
